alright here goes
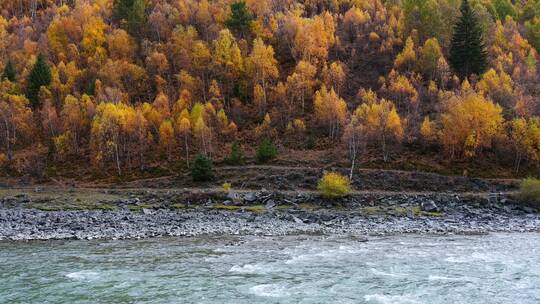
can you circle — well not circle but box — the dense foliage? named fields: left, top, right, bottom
left=191, top=154, right=214, bottom=182
left=225, top=142, right=244, bottom=165
left=519, top=178, right=540, bottom=209
left=256, top=138, right=278, bottom=163
left=1, top=0, right=540, bottom=177
left=318, top=172, right=352, bottom=199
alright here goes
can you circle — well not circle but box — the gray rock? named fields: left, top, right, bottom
left=265, top=200, right=276, bottom=209
left=421, top=200, right=440, bottom=212
left=243, top=193, right=257, bottom=203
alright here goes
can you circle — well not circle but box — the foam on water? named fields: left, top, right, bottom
left=364, top=294, right=420, bottom=304
left=249, top=283, right=290, bottom=297
left=428, top=275, right=476, bottom=282
left=229, top=263, right=269, bottom=274
left=284, top=245, right=358, bottom=264
left=444, top=251, right=502, bottom=264
left=65, top=270, right=100, bottom=281
left=370, top=268, right=404, bottom=277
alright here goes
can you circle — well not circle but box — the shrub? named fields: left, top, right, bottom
left=222, top=182, right=232, bottom=192
left=519, top=178, right=540, bottom=209
left=256, top=138, right=277, bottom=163
left=317, top=172, right=352, bottom=199
left=225, top=142, right=244, bottom=165
left=191, top=154, right=214, bottom=182
left=0, top=153, right=7, bottom=167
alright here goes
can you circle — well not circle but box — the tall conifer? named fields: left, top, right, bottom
left=26, top=54, right=51, bottom=108
left=225, top=1, right=253, bottom=38
left=449, top=0, right=487, bottom=79
left=2, top=60, right=16, bottom=82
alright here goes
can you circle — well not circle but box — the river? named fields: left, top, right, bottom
left=1, top=233, right=539, bottom=303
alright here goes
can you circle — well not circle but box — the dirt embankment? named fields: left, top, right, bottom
left=110, top=165, right=519, bottom=194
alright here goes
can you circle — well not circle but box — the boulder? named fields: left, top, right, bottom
left=421, top=200, right=440, bottom=212
left=243, top=193, right=257, bottom=203
left=265, top=200, right=276, bottom=209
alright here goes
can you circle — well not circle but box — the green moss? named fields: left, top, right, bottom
left=94, top=204, right=116, bottom=210
left=28, top=201, right=117, bottom=211
left=358, top=206, right=384, bottom=215
left=298, top=203, right=319, bottom=210
left=419, top=211, right=444, bottom=217
left=519, top=178, right=540, bottom=208
left=275, top=204, right=294, bottom=210
left=244, top=205, right=266, bottom=213
left=127, top=204, right=157, bottom=211
left=211, top=204, right=267, bottom=213
left=33, top=205, right=63, bottom=211
left=355, top=205, right=443, bottom=217
left=211, top=204, right=242, bottom=211
left=171, top=203, right=187, bottom=209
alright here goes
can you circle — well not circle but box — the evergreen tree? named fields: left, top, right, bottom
left=449, top=0, right=488, bottom=79
left=113, top=0, right=146, bottom=37
left=128, top=0, right=146, bottom=37
left=86, top=79, right=96, bottom=96
left=113, top=0, right=134, bottom=21
left=26, top=54, right=51, bottom=108
left=225, top=142, right=244, bottom=165
left=225, top=1, right=253, bottom=37
left=2, top=60, right=16, bottom=82
left=191, top=154, right=214, bottom=182
left=256, top=138, right=278, bottom=163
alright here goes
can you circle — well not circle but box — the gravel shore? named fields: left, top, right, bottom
left=1, top=190, right=539, bottom=240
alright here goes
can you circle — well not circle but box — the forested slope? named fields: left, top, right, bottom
left=0, top=0, right=540, bottom=179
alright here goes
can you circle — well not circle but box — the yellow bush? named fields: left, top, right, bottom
left=519, top=178, right=540, bottom=209
left=317, top=173, right=352, bottom=199
left=222, top=182, right=232, bottom=192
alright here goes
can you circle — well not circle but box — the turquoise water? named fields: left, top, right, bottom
left=1, top=233, right=539, bottom=303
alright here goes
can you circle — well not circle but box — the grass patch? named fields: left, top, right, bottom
left=357, top=206, right=443, bottom=217
left=171, top=203, right=187, bottom=209
left=211, top=204, right=267, bottom=213
left=519, top=178, right=540, bottom=209
left=298, top=203, right=319, bottom=210
left=244, top=205, right=266, bottom=213
left=211, top=204, right=242, bottom=211
left=27, top=201, right=117, bottom=211
left=127, top=204, right=157, bottom=211
left=419, top=211, right=444, bottom=217
left=32, top=205, right=64, bottom=211
left=275, top=204, right=294, bottom=210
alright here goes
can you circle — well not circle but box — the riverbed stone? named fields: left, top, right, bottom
left=421, top=200, right=440, bottom=212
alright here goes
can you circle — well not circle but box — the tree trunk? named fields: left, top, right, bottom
left=184, top=136, right=189, bottom=168
left=115, top=144, right=121, bottom=176
left=349, top=152, right=356, bottom=180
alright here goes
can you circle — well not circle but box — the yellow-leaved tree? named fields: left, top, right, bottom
left=245, top=38, right=279, bottom=110
left=353, top=94, right=403, bottom=162
left=0, top=93, right=34, bottom=161
left=510, top=117, right=540, bottom=171
left=176, top=110, right=191, bottom=167
left=314, top=86, right=348, bottom=139
left=159, top=119, right=175, bottom=161
left=440, top=93, right=504, bottom=158
left=286, top=60, right=317, bottom=113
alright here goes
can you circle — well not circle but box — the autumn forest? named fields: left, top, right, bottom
left=1, top=0, right=540, bottom=179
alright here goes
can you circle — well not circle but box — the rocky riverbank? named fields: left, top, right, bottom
left=1, top=190, right=539, bottom=240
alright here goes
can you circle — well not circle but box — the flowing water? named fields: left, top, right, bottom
left=1, top=233, right=539, bottom=304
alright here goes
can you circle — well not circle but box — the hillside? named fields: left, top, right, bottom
left=1, top=0, right=540, bottom=180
